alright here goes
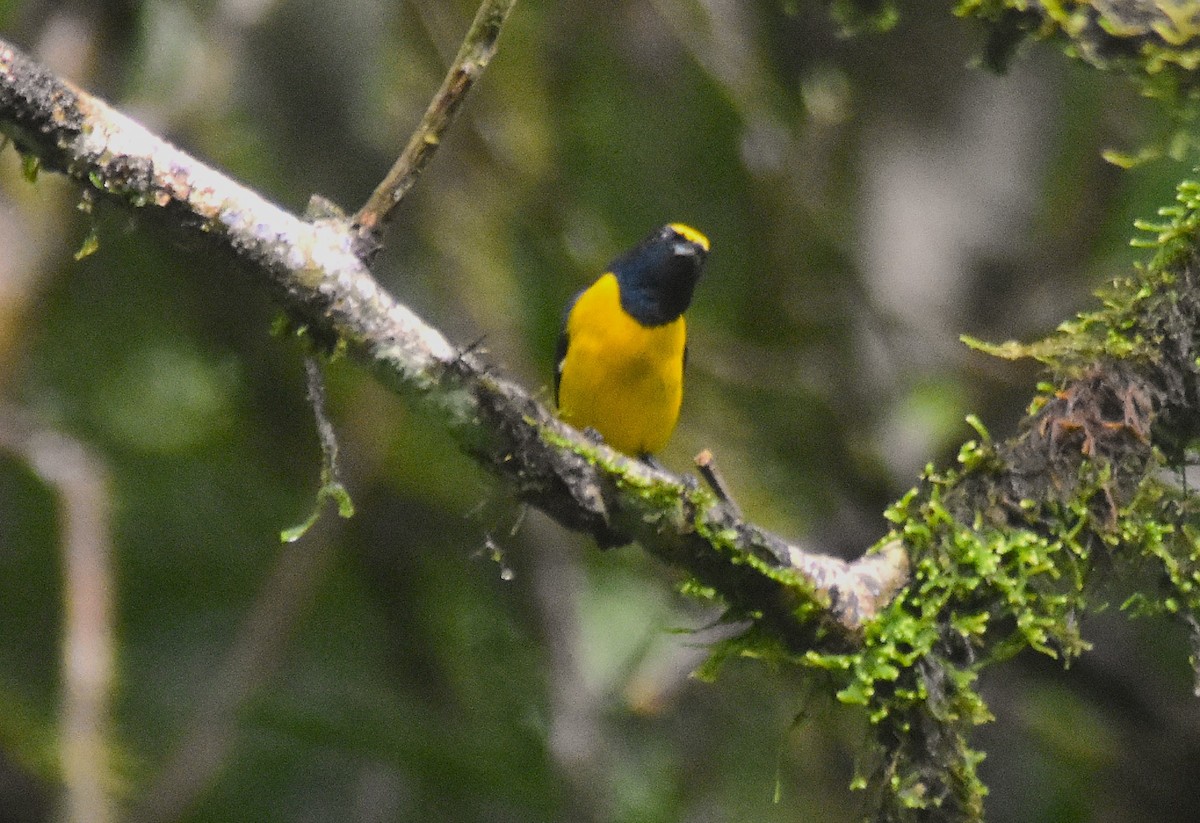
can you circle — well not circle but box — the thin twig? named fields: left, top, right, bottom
left=303, top=353, right=344, bottom=489
left=0, top=405, right=114, bottom=823
left=280, top=354, right=355, bottom=542
left=694, top=449, right=743, bottom=519
left=352, top=0, right=518, bottom=240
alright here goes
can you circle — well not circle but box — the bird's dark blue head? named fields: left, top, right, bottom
left=610, top=223, right=710, bottom=327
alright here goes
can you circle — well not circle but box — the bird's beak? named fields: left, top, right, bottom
left=673, top=242, right=707, bottom=260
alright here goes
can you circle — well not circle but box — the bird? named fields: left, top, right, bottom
left=555, top=222, right=710, bottom=459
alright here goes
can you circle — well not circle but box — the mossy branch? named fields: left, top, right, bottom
left=810, top=181, right=1200, bottom=818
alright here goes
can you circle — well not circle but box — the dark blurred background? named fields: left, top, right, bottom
left=1, top=0, right=1198, bottom=820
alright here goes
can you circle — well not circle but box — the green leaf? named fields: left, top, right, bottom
left=280, top=479, right=355, bottom=543
left=20, top=152, right=39, bottom=183
left=74, top=226, right=100, bottom=261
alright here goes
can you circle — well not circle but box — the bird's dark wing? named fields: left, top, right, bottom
left=554, top=328, right=568, bottom=406
left=554, top=290, right=582, bottom=406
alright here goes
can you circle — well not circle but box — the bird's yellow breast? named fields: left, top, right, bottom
left=558, top=273, right=686, bottom=456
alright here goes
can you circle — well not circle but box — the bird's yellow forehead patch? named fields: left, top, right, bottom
left=668, top=222, right=710, bottom=252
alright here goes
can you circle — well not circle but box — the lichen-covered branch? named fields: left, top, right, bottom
left=0, top=38, right=904, bottom=644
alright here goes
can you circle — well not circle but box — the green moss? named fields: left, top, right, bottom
left=829, top=0, right=900, bottom=34
left=958, top=2, right=1200, bottom=138
left=693, top=516, right=805, bottom=590
left=959, top=176, right=1200, bottom=383
left=1114, top=478, right=1200, bottom=617
left=538, top=425, right=627, bottom=475
left=1134, top=177, right=1200, bottom=257
left=961, top=268, right=1160, bottom=370
left=687, top=410, right=1197, bottom=818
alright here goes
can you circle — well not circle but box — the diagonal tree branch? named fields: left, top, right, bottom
left=0, top=37, right=907, bottom=645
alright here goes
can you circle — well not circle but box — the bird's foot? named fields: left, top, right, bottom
left=581, top=426, right=606, bottom=444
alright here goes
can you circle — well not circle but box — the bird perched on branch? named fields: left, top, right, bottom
left=555, top=223, right=710, bottom=459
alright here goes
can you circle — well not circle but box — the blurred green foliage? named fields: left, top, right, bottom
left=2, top=0, right=1200, bottom=821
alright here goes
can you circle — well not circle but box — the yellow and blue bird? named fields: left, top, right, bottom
left=555, top=223, right=710, bottom=459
